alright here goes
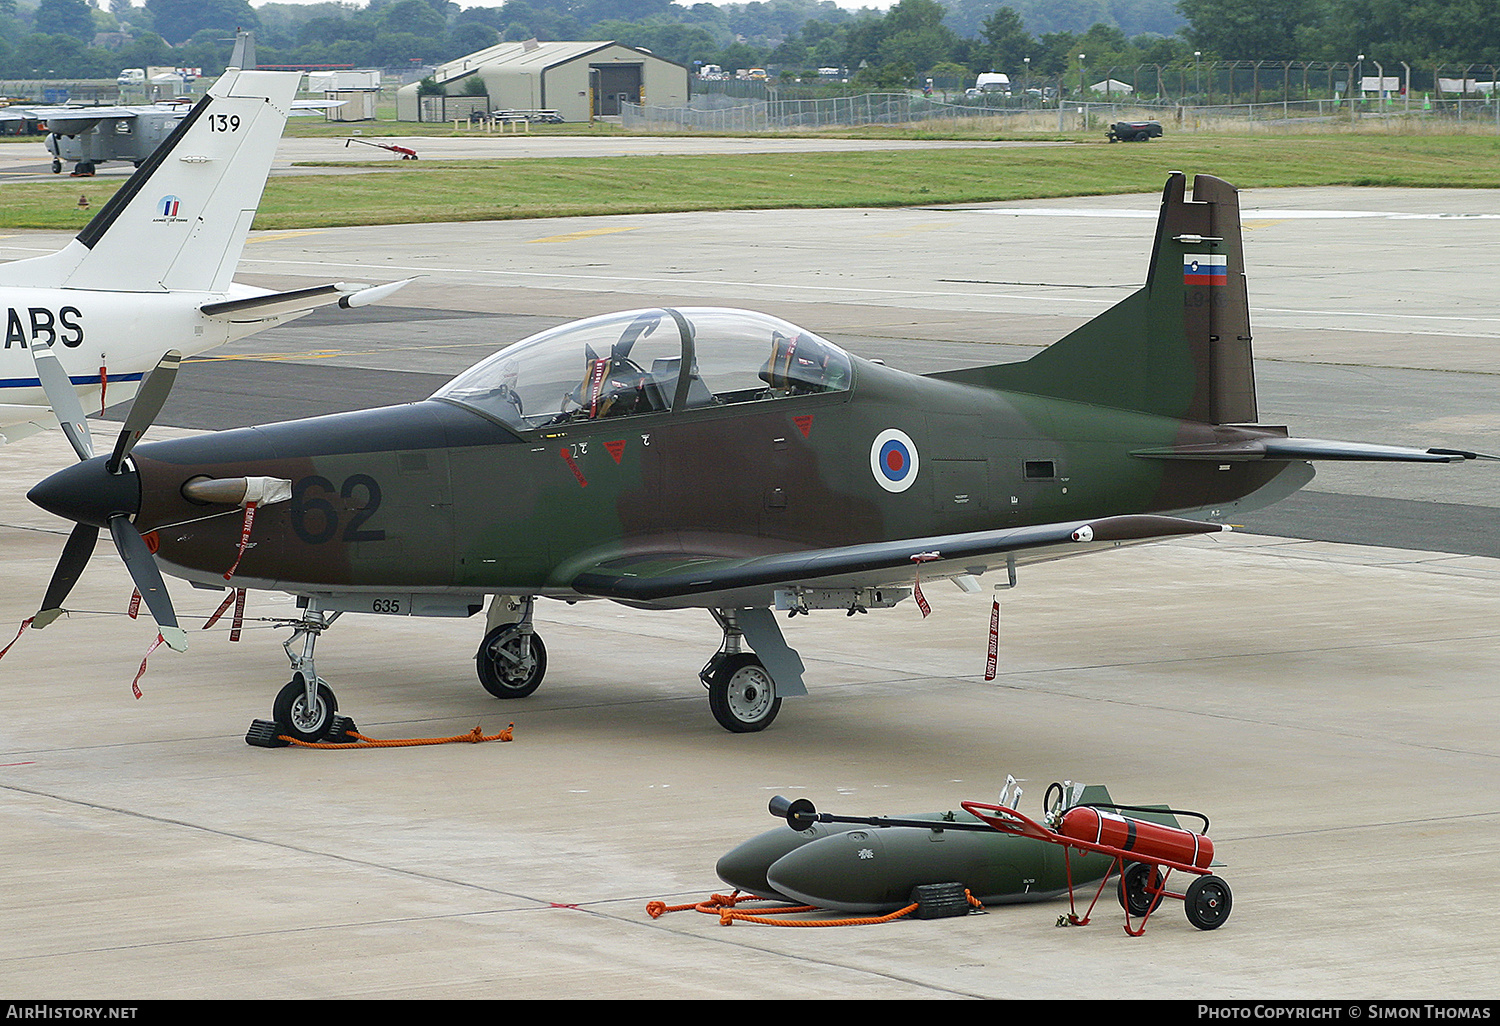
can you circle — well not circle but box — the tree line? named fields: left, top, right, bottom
left=2, top=0, right=1498, bottom=87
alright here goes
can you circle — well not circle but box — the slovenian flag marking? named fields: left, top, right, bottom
left=1183, top=253, right=1227, bottom=285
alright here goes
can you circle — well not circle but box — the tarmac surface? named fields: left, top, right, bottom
left=1, top=181, right=1498, bottom=1000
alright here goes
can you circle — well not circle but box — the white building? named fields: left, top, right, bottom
left=396, top=40, right=690, bottom=123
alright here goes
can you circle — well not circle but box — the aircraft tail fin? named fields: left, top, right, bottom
left=936, top=172, right=1256, bottom=425
left=0, top=69, right=300, bottom=294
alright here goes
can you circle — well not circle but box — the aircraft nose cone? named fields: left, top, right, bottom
left=28, top=457, right=140, bottom=528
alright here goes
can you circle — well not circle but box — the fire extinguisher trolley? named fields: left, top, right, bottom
left=961, top=788, right=1232, bottom=936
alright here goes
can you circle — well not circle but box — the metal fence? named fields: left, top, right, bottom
left=625, top=89, right=1500, bottom=133
left=697, top=61, right=1500, bottom=105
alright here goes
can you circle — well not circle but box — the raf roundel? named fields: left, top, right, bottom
left=870, top=428, right=920, bottom=493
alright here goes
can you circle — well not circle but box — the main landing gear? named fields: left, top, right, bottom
left=700, top=609, right=781, bottom=733
left=470, top=599, right=785, bottom=733
left=475, top=596, right=547, bottom=699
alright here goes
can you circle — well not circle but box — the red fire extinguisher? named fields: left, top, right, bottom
left=1058, top=805, right=1215, bottom=869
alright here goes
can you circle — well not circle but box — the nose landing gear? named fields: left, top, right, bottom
left=246, top=601, right=356, bottom=747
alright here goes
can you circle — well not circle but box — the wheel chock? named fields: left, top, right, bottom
left=911, top=882, right=973, bottom=920
left=245, top=719, right=290, bottom=748
left=245, top=714, right=359, bottom=747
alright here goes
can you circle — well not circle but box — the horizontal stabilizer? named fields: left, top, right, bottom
left=571, top=514, right=1230, bottom=604
left=199, top=277, right=414, bottom=321
left=1134, top=438, right=1498, bottom=463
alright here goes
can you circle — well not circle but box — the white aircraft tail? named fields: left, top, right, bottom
left=0, top=68, right=300, bottom=294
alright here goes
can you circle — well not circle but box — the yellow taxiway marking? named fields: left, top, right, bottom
left=527, top=226, right=639, bottom=244
left=190, top=343, right=487, bottom=363
left=863, top=221, right=953, bottom=240
left=246, top=230, right=330, bottom=244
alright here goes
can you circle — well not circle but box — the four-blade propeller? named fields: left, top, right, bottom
left=28, top=344, right=188, bottom=651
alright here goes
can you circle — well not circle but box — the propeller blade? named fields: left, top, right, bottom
left=107, top=350, right=181, bottom=475
left=33, top=522, right=101, bottom=629
left=29, top=340, right=93, bottom=461
left=108, top=515, right=187, bottom=652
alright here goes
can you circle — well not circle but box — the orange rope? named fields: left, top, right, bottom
left=647, top=888, right=983, bottom=927
left=283, top=723, right=514, bottom=749
left=647, top=891, right=811, bottom=919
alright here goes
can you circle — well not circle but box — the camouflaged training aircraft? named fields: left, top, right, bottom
left=0, top=67, right=410, bottom=447
left=23, top=172, right=1495, bottom=738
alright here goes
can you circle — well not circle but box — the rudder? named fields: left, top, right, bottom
left=0, top=69, right=301, bottom=294
left=936, top=172, right=1257, bottom=426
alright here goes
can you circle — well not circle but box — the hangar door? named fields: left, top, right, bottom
left=593, top=63, right=643, bottom=115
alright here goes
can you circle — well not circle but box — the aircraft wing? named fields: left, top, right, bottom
left=1134, top=438, right=1499, bottom=463
left=289, top=100, right=348, bottom=116
left=199, top=278, right=415, bottom=322
left=0, top=105, right=135, bottom=119
left=569, top=514, right=1230, bottom=607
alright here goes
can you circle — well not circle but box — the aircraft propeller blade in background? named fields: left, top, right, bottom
left=30, top=349, right=189, bottom=651
left=28, top=341, right=94, bottom=461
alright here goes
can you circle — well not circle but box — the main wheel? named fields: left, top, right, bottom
left=1118, top=861, right=1165, bottom=917
left=476, top=625, right=547, bottom=699
left=273, top=675, right=338, bottom=742
left=1184, top=874, right=1232, bottom=930
left=706, top=653, right=781, bottom=733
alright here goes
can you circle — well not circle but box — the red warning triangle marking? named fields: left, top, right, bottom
left=793, top=415, right=813, bottom=438
left=605, top=439, right=626, bottom=463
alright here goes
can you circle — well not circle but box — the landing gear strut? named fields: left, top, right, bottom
left=246, top=600, right=352, bottom=746
left=701, top=610, right=781, bottom=733
left=476, top=595, right=546, bottom=699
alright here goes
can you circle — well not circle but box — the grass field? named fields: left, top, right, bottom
left=3, top=131, right=1499, bottom=231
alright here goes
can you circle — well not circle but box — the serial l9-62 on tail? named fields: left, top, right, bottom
left=0, top=67, right=410, bottom=445
left=23, top=172, right=1495, bottom=738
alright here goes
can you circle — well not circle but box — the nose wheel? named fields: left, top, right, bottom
left=273, top=674, right=338, bottom=742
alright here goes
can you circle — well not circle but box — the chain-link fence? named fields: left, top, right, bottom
left=638, top=60, right=1500, bottom=133
left=624, top=90, right=1500, bottom=134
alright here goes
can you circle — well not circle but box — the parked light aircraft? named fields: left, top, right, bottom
left=0, top=67, right=410, bottom=445
left=22, top=173, right=1495, bottom=737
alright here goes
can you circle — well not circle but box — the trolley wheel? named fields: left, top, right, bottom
left=1118, top=861, right=1164, bottom=917
left=1184, top=874, right=1232, bottom=930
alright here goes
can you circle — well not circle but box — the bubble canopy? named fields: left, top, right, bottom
left=433, top=307, right=854, bottom=432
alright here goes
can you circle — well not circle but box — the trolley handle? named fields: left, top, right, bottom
left=1081, top=802, right=1211, bottom=835
left=959, top=800, right=1056, bottom=842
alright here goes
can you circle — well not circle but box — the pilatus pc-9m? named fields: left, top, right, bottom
left=25, top=174, right=1493, bottom=737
